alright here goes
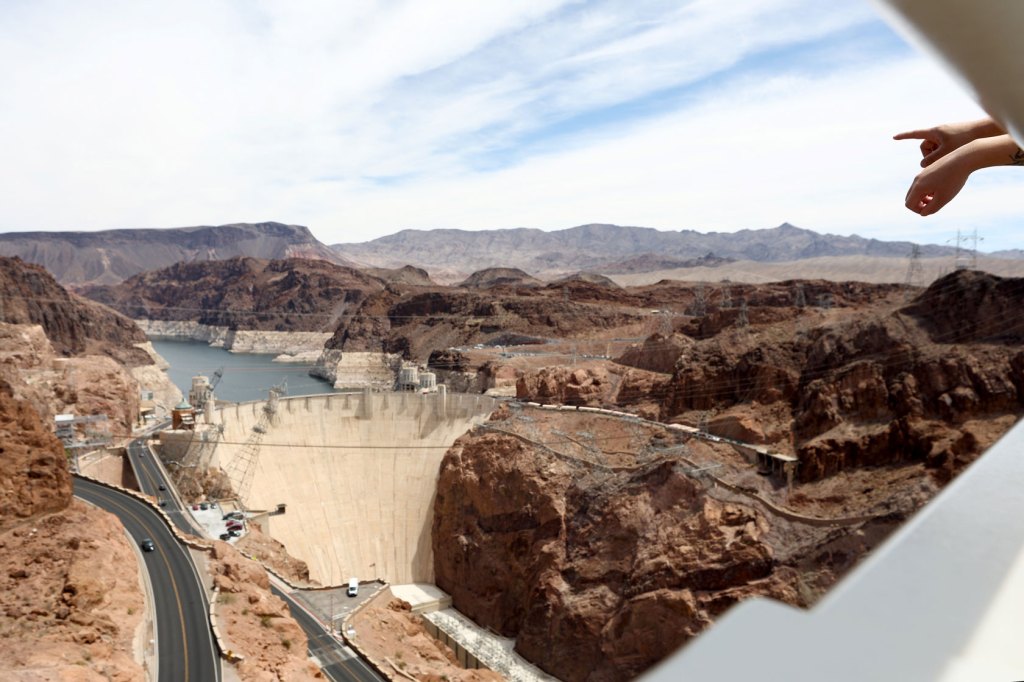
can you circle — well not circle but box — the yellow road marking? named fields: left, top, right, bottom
left=91, top=487, right=192, bottom=682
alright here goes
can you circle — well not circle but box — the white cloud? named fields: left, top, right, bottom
left=1, top=1, right=1019, bottom=249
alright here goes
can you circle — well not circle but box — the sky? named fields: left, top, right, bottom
left=1, top=0, right=1021, bottom=250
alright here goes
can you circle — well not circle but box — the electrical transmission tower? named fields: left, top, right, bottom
left=904, top=245, right=924, bottom=301
left=224, top=380, right=286, bottom=506
left=949, top=228, right=982, bottom=271
left=691, top=284, right=708, bottom=317
left=737, top=298, right=749, bottom=328
left=720, top=285, right=732, bottom=309
left=793, top=284, right=806, bottom=308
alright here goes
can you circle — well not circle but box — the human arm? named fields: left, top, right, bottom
left=904, top=133, right=1024, bottom=215
left=894, top=117, right=1005, bottom=167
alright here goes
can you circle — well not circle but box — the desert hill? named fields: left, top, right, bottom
left=432, top=270, right=1024, bottom=680
left=81, top=256, right=388, bottom=332
left=0, top=256, right=150, bottom=366
left=0, top=221, right=346, bottom=286
left=333, top=222, right=961, bottom=277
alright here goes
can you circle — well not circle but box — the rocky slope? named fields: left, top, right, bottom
left=629, top=271, right=1024, bottom=483
left=0, top=222, right=347, bottom=285
left=433, top=407, right=909, bottom=681
left=82, top=256, right=386, bottom=333
left=0, top=379, right=72, bottom=530
left=0, top=256, right=150, bottom=366
left=208, top=543, right=322, bottom=681
left=328, top=284, right=651, bottom=362
left=0, top=254, right=168, bottom=436
left=0, top=379, right=146, bottom=681
left=334, top=222, right=959, bottom=276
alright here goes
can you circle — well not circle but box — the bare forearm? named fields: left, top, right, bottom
left=956, top=133, right=1023, bottom=172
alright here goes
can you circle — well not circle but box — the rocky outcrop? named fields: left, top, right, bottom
left=82, top=256, right=385, bottom=333
left=331, top=287, right=650, bottom=363
left=311, top=349, right=402, bottom=390
left=208, top=542, right=322, bottom=681
left=350, top=593, right=503, bottom=682
left=652, top=270, right=1024, bottom=482
left=0, top=323, right=143, bottom=436
left=136, top=320, right=332, bottom=356
left=432, top=411, right=873, bottom=682
left=459, top=267, right=543, bottom=289
left=0, top=256, right=150, bottom=366
left=0, top=379, right=71, bottom=532
left=0, top=500, right=146, bottom=681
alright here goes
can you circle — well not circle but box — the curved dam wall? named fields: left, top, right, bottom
left=211, top=391, right=499, bottom=585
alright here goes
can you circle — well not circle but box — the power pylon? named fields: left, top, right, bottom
left=691, top=284, right=708, bottom=317
left=904, top=245, right=924, bottom=301
left=737, top=298, right=749, bottom=328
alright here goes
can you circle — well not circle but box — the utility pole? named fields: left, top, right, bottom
left=691, top=284, right=708, bottom=317
left=904, top=244, right=924, bottom=301
left=737, top=298, right=749, bottom=328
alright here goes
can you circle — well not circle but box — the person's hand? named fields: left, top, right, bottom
left=893, top=118, right=1003, bottom=167
left=903, top=150, right=970, bottom=216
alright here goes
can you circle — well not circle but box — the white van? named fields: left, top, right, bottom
left=347, top=577, right=359, bottom=597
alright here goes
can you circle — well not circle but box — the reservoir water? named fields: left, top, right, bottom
left=149, top=338, right=341, bottom=403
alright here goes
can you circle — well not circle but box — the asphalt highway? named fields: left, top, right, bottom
left=271, top=584, right=383, bottom=682
left=73, top=476, right=220, bottom=682
left=124, top=428, right=383, bottom=681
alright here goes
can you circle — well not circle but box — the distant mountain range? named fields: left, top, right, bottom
left=0, top=220, right=1017, bottom=286
left=333, top=222, right=967, bottom=276
left=0, top=222, right=347, bottom=285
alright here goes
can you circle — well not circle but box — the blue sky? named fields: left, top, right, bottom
left=1, top=1, right=1021, bottom=250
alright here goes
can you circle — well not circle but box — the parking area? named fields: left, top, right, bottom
left=187, top=501, right=247, bottom=543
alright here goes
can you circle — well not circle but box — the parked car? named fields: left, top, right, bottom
left=192, top=504, right=200, bottom=511
left=199, top=502, right=209, bottom=510
left=226, top=522, right=243, bottom=531
left=140, top=539, right=156, bottom=552
left=347, top=578, right=359, bottom=597
left=219, top=533, right=231, bottom=541
left=228, top=529, right=241, bottom=537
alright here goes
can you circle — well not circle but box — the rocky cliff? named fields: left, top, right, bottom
left=606, top=270, right=1024, bottom=483
left=0, top=378, right=146, bottom=680
left=433, top=407, right=907, bottom=681
left=83, top=256, right=385, bottom=334
left=328, top=285, right=650, bottom=362
left=0, top=221, right=347, bottom=285
left=0, top=256, right=150, bottom=366
left=0, top=379, right=71, bottom=531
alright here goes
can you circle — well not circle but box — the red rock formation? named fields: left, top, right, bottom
left=0, top=379, right=71, bottom=532
left=434, top=422, right=816, bottom=682
left=650, top=271, right=1024, bottom=482
left=0, top=256, right=149, bottom=366
left=82, top=256, right=384, bottom=333
left=208, top=542, right=323, bottom=680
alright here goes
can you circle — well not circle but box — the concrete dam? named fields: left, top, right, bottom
left=210, top=391, right=499, bottom=585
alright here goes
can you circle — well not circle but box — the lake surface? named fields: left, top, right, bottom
left=149, top=338, right=341, bottom=403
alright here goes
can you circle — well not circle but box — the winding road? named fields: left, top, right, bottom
left=73, top=476, right=220, bottom=682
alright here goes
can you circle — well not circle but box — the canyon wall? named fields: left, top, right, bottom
left=137, top=319, right=332, bottom=357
